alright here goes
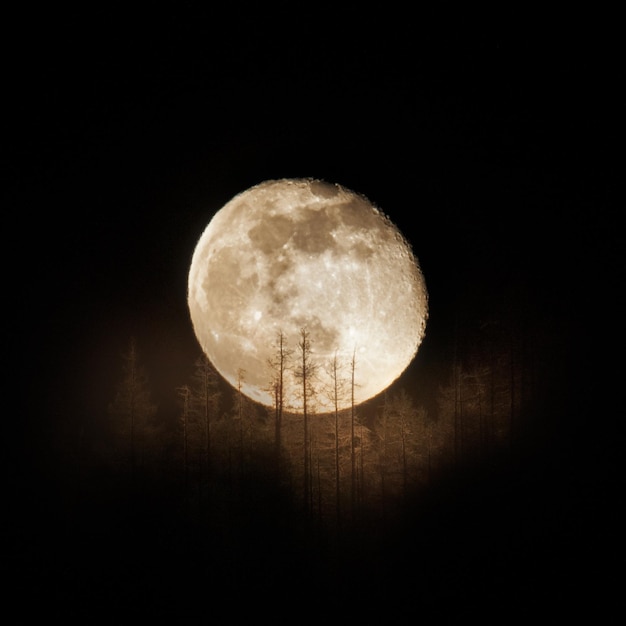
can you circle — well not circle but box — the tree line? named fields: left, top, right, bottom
left=99, top=311, right=543, bottom=533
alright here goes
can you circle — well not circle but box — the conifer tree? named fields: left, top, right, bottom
left=294, top=327, right=317, bottom=513
left=108, top=337, right=157, bottom=484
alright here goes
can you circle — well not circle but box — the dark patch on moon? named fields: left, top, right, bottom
left=338, top=197, right=384, bottom=232
left=309, top=179, right=341, bottom=199
left=291, top=207, right=338, bottom=254
left=268, top=280, right=298, bottom=315
left=247, top=213, right=294, bottom=254
left=266, top=255, right=294, bottom=284
left=292, top=314, right=340, bottom=354
left=351, top=240, right=375, bottom=260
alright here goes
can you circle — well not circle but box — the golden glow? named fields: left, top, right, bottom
left=188, top=178, right=428, bottom=412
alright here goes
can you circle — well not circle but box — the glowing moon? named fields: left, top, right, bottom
left=188, top=178, right=428, bottom=412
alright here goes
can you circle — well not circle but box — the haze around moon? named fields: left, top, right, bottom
left=188, top=178, right=428, bottom=412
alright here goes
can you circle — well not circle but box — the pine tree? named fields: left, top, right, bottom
left=293, top=327, right=317, bottom=514
left=324, top=352, right=349, bottom=527
left=189, top=354, right=221, bottom=487
left=266, top=330, right=292, bottom=474
left=108, top=337, right=157, bottom=485
left=176, top=384, right=191, bottom=497
left=350, top=350, right=358, bottom=522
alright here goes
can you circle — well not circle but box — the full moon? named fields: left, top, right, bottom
left=188, top=178, right=428, bottom=412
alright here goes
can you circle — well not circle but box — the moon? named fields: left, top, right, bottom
left=188, top=178, right=428, bottom=412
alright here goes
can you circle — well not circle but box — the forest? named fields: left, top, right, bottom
left=102, top=318, right=534, bottom=536
left=23, top=281, right=579, bottom=621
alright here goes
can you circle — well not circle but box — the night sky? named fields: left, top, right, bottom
left=8, top=11, right=622, bottom=621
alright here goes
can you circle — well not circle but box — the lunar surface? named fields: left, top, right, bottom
left=188, top=178, right=428, bottom=412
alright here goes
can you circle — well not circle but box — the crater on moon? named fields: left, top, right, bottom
left=188, top=177, right=428, bottom=412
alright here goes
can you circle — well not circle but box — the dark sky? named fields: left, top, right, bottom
left=12, top=24, right=618, bottom=416
left=7, top=11, right=623, bottom=616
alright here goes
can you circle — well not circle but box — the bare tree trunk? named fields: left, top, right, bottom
left=274, top=382, right=281, bottom=469
left=477, top=381, right=485, bottom=457
left=358, top=420, right=365, bottom=514
left=400, top=413, right=408, bottom=499
left=303, top=350, right=310, bottom=513
left=380, top=395, right=388, bottom=520
left=335, top=406, right=340, bottom=526
left=489, top=339, right=497, bottom=455
left=128, top=340, right=138, bottom=487
left=510, top=324, right=516, bottom=449
left=177, top=385, right=191, bottom=500
left=271, top=331, right=289, bottom=474
left=237, top=369, right=245, bottom=476
left=315, top=430, right=322, bottom=521
left=203, top=367, right=212, bottom=492
left=453, top=317, right=461, bottom=468
left=130, top=376, right=136, bottom=487
left=454, top=363, right=461, bottom=468
left=188, top=355, right=220, bottom=516
left=427, top=419, right=433, bottom=485
left=295, top=328, right=316, bottom=515
left=350, top=351, right=357, bottom=524
left=328, top=353, right=342, bottom=529
left=109, top=338, right=157, bottom=503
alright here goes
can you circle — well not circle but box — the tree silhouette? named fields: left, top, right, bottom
left=96, top=312, right=542, bottom=537
left=349, top=350, right=358, bottom=521
left=176, top=384, right=191, bottom=497
left=266, top=330, right=292, bottom=474
left=293, top=327, right=317, bottom=514
left=323, top=351, right=350, bottom=527
left=384, top=389, right=422, bottom=497
left=189, top=354, right=221, bottom=488
left=108, top=337, right=157, bottom=485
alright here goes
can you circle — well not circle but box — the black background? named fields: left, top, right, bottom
left=7, top=8, right=623, bottom=621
